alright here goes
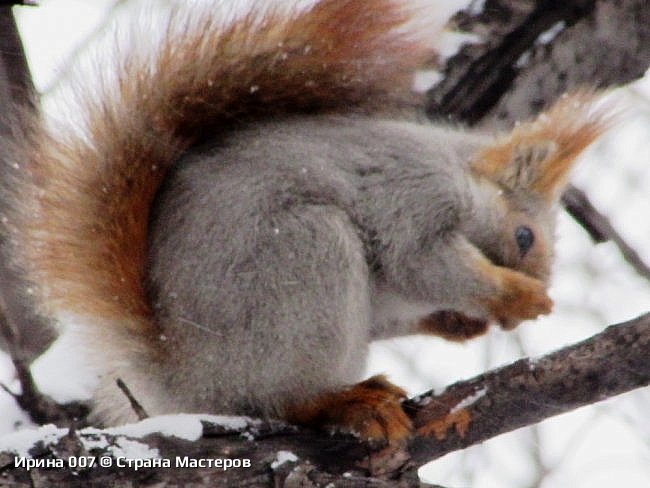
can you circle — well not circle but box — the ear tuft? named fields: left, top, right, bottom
left=472, top=90, right=618, bottom=201
left=500, top=140, right=559, bottom=190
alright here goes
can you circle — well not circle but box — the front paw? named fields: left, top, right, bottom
left=419, top=310, right=489, bottom=341
left=485, top=268, right=553, bottom=328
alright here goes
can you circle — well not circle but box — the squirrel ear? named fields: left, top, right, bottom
left=471, top=91, right=617, bottom=202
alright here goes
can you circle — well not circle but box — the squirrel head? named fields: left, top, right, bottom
left=465, top=92, right=616, bottom=283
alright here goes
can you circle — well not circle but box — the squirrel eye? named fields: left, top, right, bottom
left=515, top=225, right=535, bottom=257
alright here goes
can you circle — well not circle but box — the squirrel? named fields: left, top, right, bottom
left=1, top=0, right=612, bottom=443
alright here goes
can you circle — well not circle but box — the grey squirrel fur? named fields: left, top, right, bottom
left=1, top=0, right=610, bottom=435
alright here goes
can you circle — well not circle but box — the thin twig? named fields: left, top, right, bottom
left=562, top=184, right=650, bottom=282
left=0, top=1, right=39, bottom=6
left=116, top=378, right=149, bottom=421
left=1, top=355, right=90, bottom=427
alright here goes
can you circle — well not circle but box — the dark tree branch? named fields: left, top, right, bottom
left=428, top=0, right=598, bottom=125
left=0, top=4, right=72, bottom=435
left=0, top=6, right=56, bottom=363
left=0, top=313, right=648, bottom=485
left=405, top=312, right=650, bottom=464
left=0, top=6, right=36, bottom=113
left=0, top=2, right=38, bottom=7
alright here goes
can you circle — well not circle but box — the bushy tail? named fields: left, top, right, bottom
left=4, top=0, right=434, bottom=335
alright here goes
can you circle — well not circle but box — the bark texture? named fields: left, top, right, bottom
left=0, top=7, right=55, bottom=363
left=428, top=0, right=650, bottom=126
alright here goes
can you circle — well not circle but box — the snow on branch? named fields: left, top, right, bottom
left=1, top=313, right=647, bottom=486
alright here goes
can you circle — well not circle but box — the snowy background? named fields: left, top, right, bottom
left=1, top=1, right=649, bottom=486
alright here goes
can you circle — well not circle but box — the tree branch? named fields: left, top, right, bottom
left=428, top=0, right=599, bottom=125
left=562, top=184, right=650, bottom=281
left=1, top=313, right=647, bottom=485
left=0, top=7, right=34, bottom=109
left=0, top=6, right=56, bottom=363
left=0, top=2, right=38, bottom=7
left=429, top=0, right=650, bottom=125
left=405, top=312, right=650, bottom=464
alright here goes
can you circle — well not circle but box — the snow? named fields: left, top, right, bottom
left=0, top=353, right=32, bottom=434
left=80, top=429, right=159, bottom=460
left=450, top=387, right=488, bottom=413
left=413, top=70, right=444, bottom=93
left=99, top=414, right=254, bottom=442
left=516, top=21, right=568, bottom=68
left=536, top=21, right=566, bottom=45
left=0, top=423, right=160, bottom=461
left=0, top=414, right=255, bottom=460
left=516, top=50, right=531, bottom=69
left=418, top=29, right=483, bottom=92
left=105, top=438, right=159, bottom=461
left=29, top=328, right=97, bottom=403
left=467, top=0, right=486, bottom=16
left=271, top=450, right=298, bottom=469
left=0, top=424, right=64, bottom=457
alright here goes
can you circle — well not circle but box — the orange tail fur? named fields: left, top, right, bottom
left=3, top=0, right=434, bottom=335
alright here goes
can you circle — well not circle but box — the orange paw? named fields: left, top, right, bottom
left=486, top=267, right=553, bottom=329
left=286, top=375, right=413, bottom=444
